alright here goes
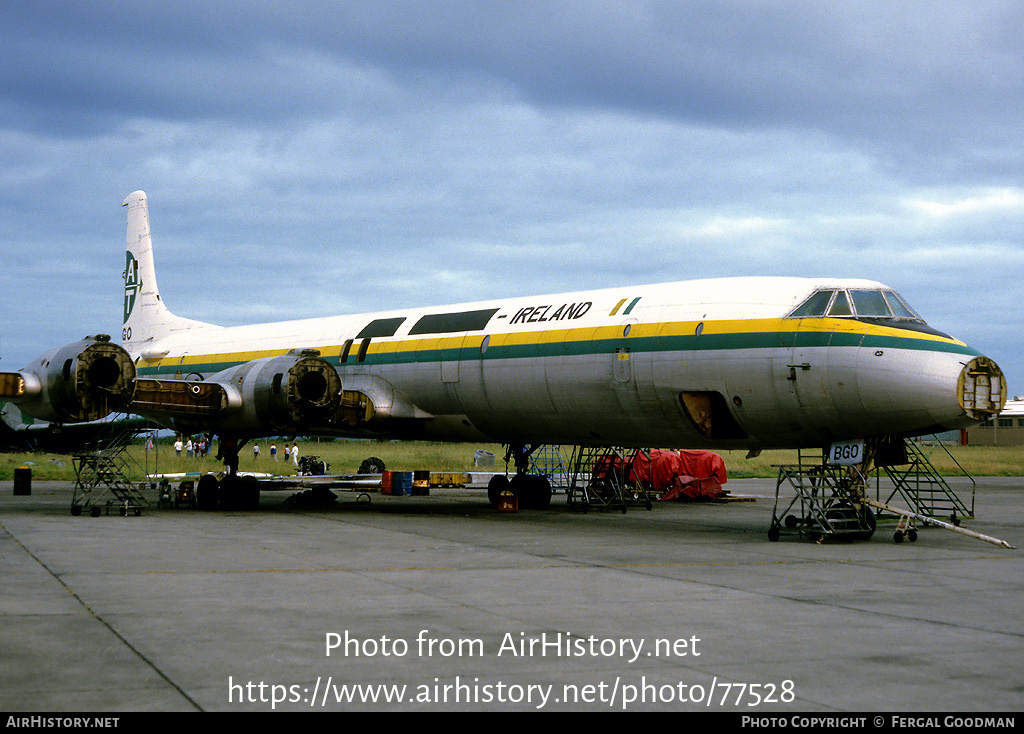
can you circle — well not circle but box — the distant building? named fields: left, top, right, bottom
left=968, top=398, right=1024, bottom=446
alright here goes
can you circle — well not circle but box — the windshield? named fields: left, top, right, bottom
left=788, top=288, right=924, bottom=321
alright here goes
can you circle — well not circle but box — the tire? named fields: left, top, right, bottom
left=487, top=475, right=509, bottom=507
left=240, top=476, right=260, bottom=510
left=858, top=505, right=876, bottom=540
left=197, top=474, right=219, bottom=510
left=530, top=476, right=552, bottom=509
left=509, top=474, right=532, bottom=508
left=359, top=457, right=386, bottom=474
left=218, top=474, right=241, bottom=510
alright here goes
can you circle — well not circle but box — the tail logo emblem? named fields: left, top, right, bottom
left=123, top=251, right=142, bottom=323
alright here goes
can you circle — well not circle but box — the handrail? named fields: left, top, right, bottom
left=917, top=435, right=976, bottom=516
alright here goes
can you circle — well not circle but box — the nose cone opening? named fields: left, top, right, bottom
left=958, top=356, right=1006, bottom=421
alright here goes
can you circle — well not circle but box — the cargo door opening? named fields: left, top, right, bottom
left=679, top=391, right=748, bottom=440
left=958, top=356, right=1006, bottom=420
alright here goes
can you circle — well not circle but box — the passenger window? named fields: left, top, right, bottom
left=789, top=290, right=834, bottom=317
left=850, top=290, right=891, bottom=317
left=828, top=291, right=853, bottom=316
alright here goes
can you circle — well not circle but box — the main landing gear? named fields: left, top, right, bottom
left=196, top=472, right=261, bottom=511
left=487, top=443, right=553, bottom=510
left=195, top=434, right=260, bottom=510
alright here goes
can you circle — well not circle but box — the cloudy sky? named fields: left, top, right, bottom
left=2, top=2, right=1021, bottom=398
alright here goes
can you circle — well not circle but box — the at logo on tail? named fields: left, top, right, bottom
left=123, top=251, right=142, bottom=323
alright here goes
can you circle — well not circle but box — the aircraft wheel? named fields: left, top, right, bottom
left=508, top=474, right=532, bottom=508
left=508, top=474, right=551, bottom=509
left=894, top=530, right=904, bottom=544
left=487, top=475, right=509, bottom=508
left=857, top=505, right=876, bottom=541
left=197, top=474, right=219, bottom=510
left=530, top=476, right=552, bottom=509
left=907, top=529, right=918, bottom=542
left=240, top=476, right=260, bottom=510
left=218, top=474, right=242, bottom=510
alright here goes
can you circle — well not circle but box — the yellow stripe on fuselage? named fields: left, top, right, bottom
left=138, top=316, right=966, bottom=374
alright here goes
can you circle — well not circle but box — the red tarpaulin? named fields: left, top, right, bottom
left=628, top=449, right=728, bottom=501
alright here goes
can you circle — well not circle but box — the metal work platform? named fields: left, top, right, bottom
left=877, top=438, right=974, bottom=522
left=565, top=446, right=653, bottom=513
left=70, top=417, right=148, bottom=517
left=528, top=445, right=569, bottom=491
left=769, top=458, right=876, bottom=542
left=769, top=436, right=976, bottom=543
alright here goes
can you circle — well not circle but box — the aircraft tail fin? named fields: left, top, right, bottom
left=121, top=191, right=216, bottom=353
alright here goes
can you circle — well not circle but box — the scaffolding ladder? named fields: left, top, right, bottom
left=877, top=438, right=974, bottom=523
left=769, top=450, right=876, bottom=542
left=70, top=418, right=149, bottom=516
left=770, top=437, right=977, bottom=543
left=566, top=446, right=653, bottom=513
left=528, top=445, right=569, bottom=491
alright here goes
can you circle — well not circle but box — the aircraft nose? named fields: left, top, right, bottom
left=957, top=356, right=1006, bottom=422
left=852, top=347, right=1005, bottom=436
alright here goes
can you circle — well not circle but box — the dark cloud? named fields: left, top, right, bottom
left=4, top=2, right=1022, bottom=158
left=0, top=1, right=1021, bottom=390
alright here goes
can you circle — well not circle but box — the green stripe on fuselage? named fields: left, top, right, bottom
left=135, top=320, right=978, bottom=378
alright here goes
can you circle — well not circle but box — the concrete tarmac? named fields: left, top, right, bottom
left=1, top=476, right=1021, bottom=712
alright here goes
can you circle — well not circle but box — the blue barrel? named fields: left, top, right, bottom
left=393, top=472, right=413, bottom=496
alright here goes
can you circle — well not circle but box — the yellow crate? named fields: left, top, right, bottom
left=429, top=472, right=469, bottom=487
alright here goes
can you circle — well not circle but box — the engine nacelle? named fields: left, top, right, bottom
left=0, top=335, right=136, bottom=423
left=331, top=374, right=432, bottom=435
left=205, top=349, right=342, bottom=434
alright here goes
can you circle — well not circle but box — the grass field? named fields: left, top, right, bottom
left=2, top=439, right=1023, bottom=482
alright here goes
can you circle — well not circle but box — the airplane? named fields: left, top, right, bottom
left=0, top=190, right=1007, bottom=509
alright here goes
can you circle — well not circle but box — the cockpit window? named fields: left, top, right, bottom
left=827, top=291, right=853, bottom=316
left=788, top=289, right=834, bottom=318
left=788, top=288, right=924, bottom=322
left=882, top=290, right=921, bottom=320
left=849, top=289, right=890, bottom=317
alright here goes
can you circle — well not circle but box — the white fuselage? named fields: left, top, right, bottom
left=132, top=275, right=987, bottom=449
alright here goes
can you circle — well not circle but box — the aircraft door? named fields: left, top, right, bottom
left=611, top=319, right=638, bottom=411
left=439, top=335, right=469, bottom=414
left=774, top=319, right=862, bottom=441
left=613, top=347, right=631, bottom=383
left=441, top=335, right=464, bottom=384
left=771, top=319, right=822, bottom=437
left=455, top=333, right=490, bottom=410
